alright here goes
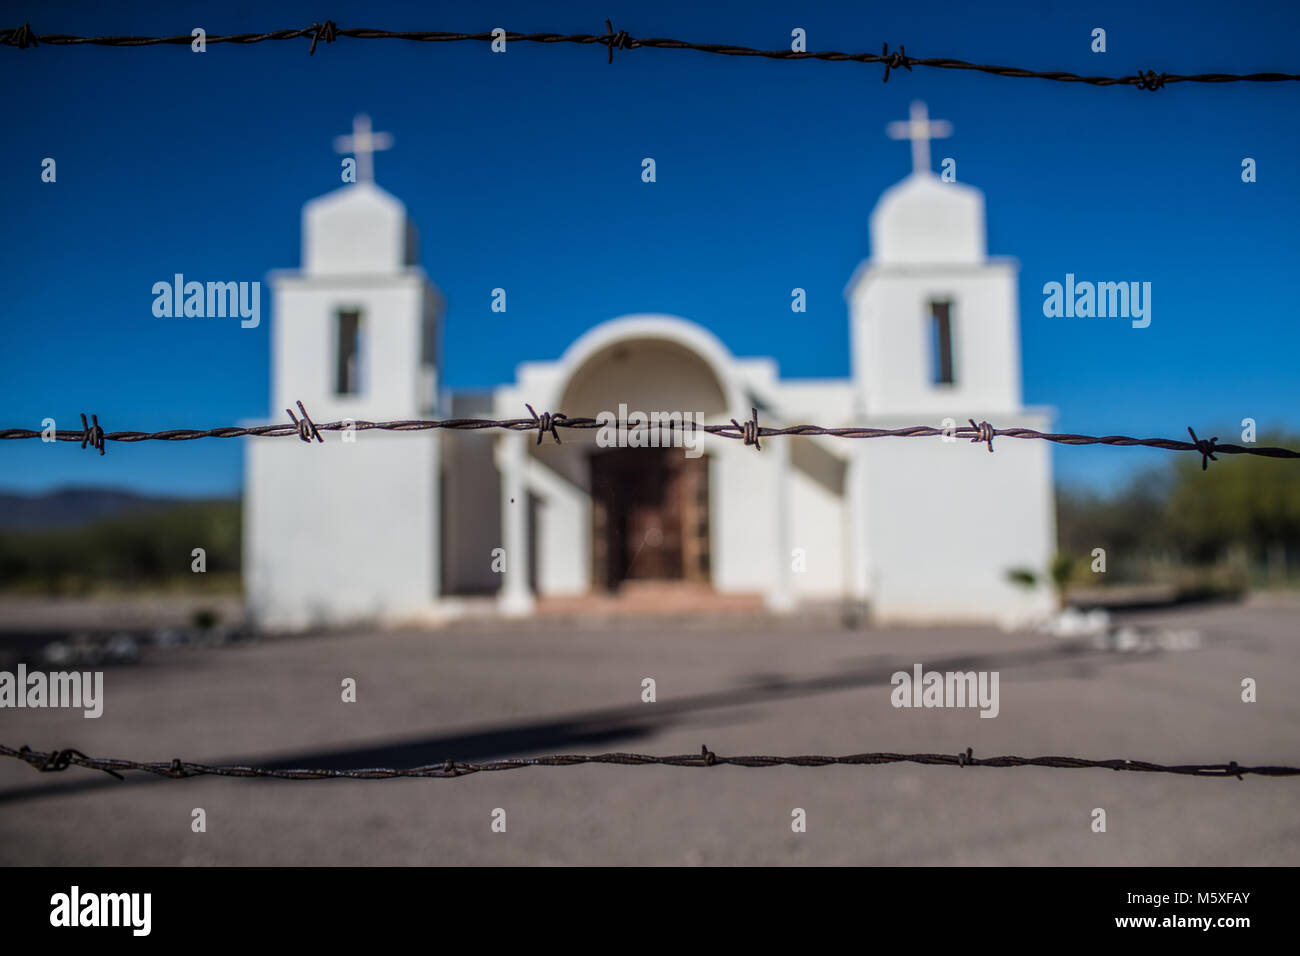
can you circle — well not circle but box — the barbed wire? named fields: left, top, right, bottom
left=2, top=402, right=1297, bottom=469
left=2, top=20, right=1297, bottom=91
left=4, top=743, right=1295, bottom=781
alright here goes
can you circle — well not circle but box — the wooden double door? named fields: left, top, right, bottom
left=590, top=448, right=710, bottom=591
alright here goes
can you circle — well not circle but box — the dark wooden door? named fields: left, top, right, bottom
left=623, top=454, right=682, bottom=581
left=591, top=449, right=709, bottom=591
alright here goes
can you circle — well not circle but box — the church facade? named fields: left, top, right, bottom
left=244, top=105, right=1057, bottom=631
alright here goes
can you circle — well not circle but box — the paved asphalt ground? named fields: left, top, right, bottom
left=1, top=597, right=1297, bottom=866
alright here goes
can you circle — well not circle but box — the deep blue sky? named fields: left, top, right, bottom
left=2, top=0, right=1297, bottom=497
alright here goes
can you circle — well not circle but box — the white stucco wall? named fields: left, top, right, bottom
left=246, top=434, right=439, bottom=631
left=441, top=424, right=502, bottom=595
left=848, top=262, right=1022, bottom=418
left=269, top=276, right=437, bottom=423
left=788, top=442, right=848, bottom=596
left=710, top=439, right=782, bottom=594
left=858, top=412, right=1057, bottom=622
left=526, top=448, right=592, bottom=596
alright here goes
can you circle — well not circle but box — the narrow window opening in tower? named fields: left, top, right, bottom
left=929, top=300, right=954, bottom=386
left=336, top=309, right=365, bottom=395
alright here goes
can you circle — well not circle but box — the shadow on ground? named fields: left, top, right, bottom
left=0, top=636, right=1182, bottom=805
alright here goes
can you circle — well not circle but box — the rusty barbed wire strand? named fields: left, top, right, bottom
left=2, top=405, right=1298, bottom=468
left=3, top=743, right=1296, bottom=781
left=1, top=21, right=1297, bottom=90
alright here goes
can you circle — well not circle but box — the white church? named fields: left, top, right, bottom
left=244, top=104, right=1057, bottom=631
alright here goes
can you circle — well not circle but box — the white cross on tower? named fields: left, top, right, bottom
left=886, top=101, right=952, bottom=176
left=333, top=114, right=394, bottom=185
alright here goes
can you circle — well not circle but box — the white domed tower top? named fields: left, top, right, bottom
left=303, top=181, right=416, bottom=276
left=869, top=101, right=986, bottom=265
left=870, top=172, right=986, bottom=265
left=302, top=114, right=416, bottom=276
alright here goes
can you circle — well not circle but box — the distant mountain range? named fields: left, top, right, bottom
left=0, top=487, right=236, bottom=531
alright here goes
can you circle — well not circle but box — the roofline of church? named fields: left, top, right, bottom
left=304, top=180, right=405, bottom=209
left=843, top=255, right=1020, bottom=299
left=266, top=265, right=437, bottom=287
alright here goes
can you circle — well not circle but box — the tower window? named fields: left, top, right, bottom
left=929, top=300, right=955, bottom=386
left=336, top=309, right=364, bottom=395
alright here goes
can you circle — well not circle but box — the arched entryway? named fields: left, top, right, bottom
left=555, top=323, right=733, bottom=595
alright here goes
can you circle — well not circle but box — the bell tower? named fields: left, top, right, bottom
left=846, top=101, right=1022, bottom=419
left=245, top=116, right=443, bottom=631
left=842, top=102, right=1055, bottom=623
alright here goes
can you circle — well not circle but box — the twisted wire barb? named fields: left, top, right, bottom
left=1, top=21, right=1297, bottom=90
left=4, top=743, right=1295, bottom=781
left=2, top=404, right=1298, bottom=467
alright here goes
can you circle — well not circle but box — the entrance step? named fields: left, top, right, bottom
left=538, top=583, right=763, bottom=618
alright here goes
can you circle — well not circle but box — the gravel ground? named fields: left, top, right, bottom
left=1, top=597, right=1297, bottom=866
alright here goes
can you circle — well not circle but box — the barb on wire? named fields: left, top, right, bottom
left=525, top=403, right=565, bottom=445
left=731, top=407, right=762, bottom=450
left=308, top=20, right=337, bottom=57
left=78, top=412, right=104, bottom=456
left=1, top=21, right=1297, bottom=91
left=879, top=42, right=911, bottom=83
left=286, top=400, right=322, bottom=444
left=3, top=742, right=1295, bottom=781
left=601, top=18, right=630, bottom=65
left=969, top=418, right=995, bottom=453
left=3, top=404, right=1299, bottom=467
left=1187, top=426, right=1218, bottom=470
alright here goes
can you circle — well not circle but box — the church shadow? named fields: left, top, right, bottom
left=0, top=638, right=1168, bottom=806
